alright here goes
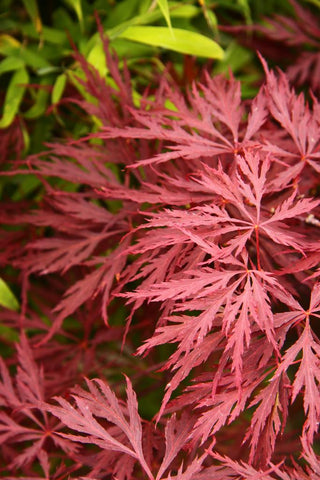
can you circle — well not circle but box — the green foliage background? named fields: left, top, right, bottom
left=0, top=0, right=295, bottom=147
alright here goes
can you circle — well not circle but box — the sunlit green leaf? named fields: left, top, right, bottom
left=0, top=278, right=19, bottom=311
left=119, top=26, right=224, bottom=59
left=107, top=3, right=199, bottom=40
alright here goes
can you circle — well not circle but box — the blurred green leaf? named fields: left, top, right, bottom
left=0, top=67, right=29, bottom=128
left=21, top=123, right=30, bottom=154
left=302, top=0, right=320, bottom=8
left=52, top=73, right=67, bottom=105
left=52, top=6, right=78, bottom=33
left=104, top=0, right=142, bottom=27
left=24, top=78, right=51, bottom=119
left=63, top=0, right=84, bottom=30
left=21, top=0, right=43, bottom=35
left=168, top=3, right=199, bottom=18
left=138, top=0, right=152, bottom=15
left=11, top=174, right=41, bottom=200
left=0, top=56, right=25, bottom=75
left=119, top=26, right=224, bottom=58
left=0, top=324, right=19, bottom=342
left=0, top=35, right=51, bottom=69
left=87, top=41, right=108, bottom=76
left=37, top=66, right=64, bottom=76
left=21, top=23, right=67, bottom=45
left=237, top=0, right=252, bottom=24
left=214, top=41, right=252, bottom=74
left=0, top=34, right=21, bottom=55
left=0, top=278, right=19, bottom=311
left=157, top=0, right=173, bottom=35
left=110, top=37, right=155, bottom=59
left=199, top=0, right=218, bottom=35
left=18, top=47, right=51, bottom=69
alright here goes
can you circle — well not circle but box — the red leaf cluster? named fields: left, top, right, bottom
left=1, top=14, right=320, bottom=479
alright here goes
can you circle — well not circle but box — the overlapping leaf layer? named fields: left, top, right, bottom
left=1, top=14, right=320, bottom=479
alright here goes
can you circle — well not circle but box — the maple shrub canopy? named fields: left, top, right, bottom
left=0, top=0, right=320, bottom=479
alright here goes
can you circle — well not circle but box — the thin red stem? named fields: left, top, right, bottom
left=255, top=225, right=261, bottom=271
